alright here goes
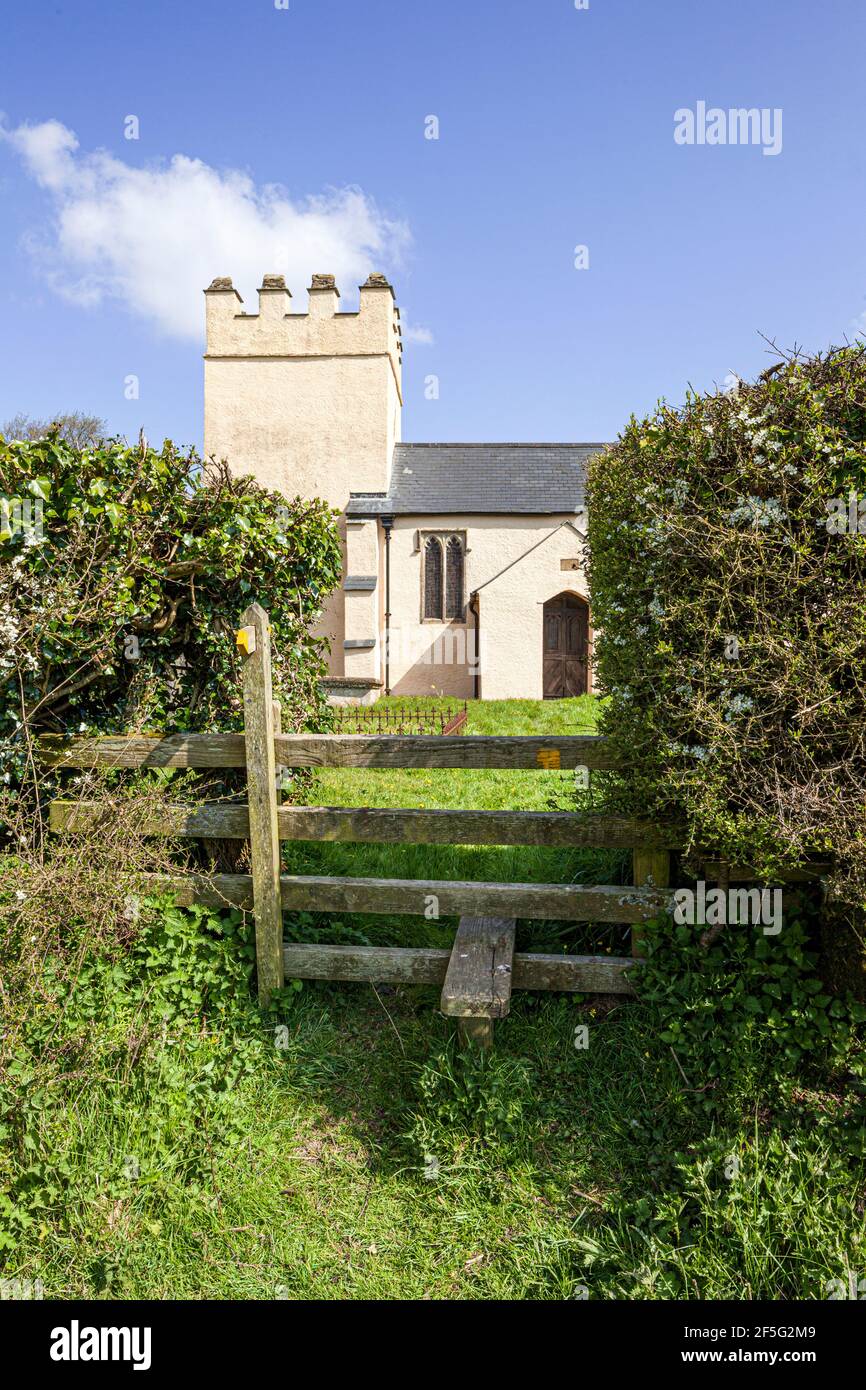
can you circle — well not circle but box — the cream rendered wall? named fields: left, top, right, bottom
left=203, top=276, right=402, bottom=679
left=385, top=514, right=590, bottom=700
left=343, top=519, right=380, bottom=683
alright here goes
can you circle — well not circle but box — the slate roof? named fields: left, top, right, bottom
left=345, top=442, right=607, bottom=517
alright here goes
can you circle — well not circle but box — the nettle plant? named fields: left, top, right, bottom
left=0, top=429, right=342, bottom=799
left=587, top=345, right=866, bottom=914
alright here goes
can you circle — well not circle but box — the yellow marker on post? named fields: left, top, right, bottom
left=536, top=748, right=561, bottom=769
left=236, top=625, right=257, bottom=656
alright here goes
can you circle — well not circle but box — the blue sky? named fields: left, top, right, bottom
left=1, top=0, right=864, bottom=451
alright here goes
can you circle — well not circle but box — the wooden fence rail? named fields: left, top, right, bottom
left=278, top=942, right=634, bottom=993
left=50, top=800, right=683, bottom=851
left=39, top=732, right=618, bottom=771
left=138, top=871, right=669, bottom=923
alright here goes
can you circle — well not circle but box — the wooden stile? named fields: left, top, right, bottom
left=50, top=599, right=822, bottom=1045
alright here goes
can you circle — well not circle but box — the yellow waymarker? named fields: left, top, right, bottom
left=536, top=748, right=561, bottom=769
left=236, top=625, right=257, bottom=656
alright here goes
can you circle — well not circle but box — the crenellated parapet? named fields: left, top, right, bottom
left=204, top=272, right=402, bottom=388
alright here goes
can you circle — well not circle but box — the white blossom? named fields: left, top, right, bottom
left=727, top=496, right=788, bottom=529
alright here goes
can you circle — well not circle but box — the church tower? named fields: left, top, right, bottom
left=203, top=272, right=403, bottom=693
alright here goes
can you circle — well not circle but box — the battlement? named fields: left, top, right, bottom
left=204, top=272, right=402, bottom=381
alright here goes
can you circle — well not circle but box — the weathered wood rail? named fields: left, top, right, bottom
left=39, top=603, right=681, bottom=1042
left=279, top=942, right=634, bottom=994
left=40, top=731, right=618, bottom=771
left=51, top=800, right=682, bottom=850
left=141, top=871, right=667, bottom=923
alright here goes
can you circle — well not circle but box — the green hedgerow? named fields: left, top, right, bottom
left=586, top=345, right=866, bottom=917
left=0, top=430, right=342, bottom=800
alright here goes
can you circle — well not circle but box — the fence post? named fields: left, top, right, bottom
left=238, top=602, right=284, bottom=1004
left=631, top=849, right=671, bottom=957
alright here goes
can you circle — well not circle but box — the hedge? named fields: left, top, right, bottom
left=0, top=430, right=342, bottom=798
left=586, top=346, right=866, bottom=931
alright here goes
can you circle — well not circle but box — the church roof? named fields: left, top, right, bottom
left=345, top=442, right=606, bottom=517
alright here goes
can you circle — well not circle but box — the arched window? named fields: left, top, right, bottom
left=422, top=533, right=466, bottom=621
left=424, top=536, right=443, bottom=619
left=445, top=536, right=464, bottom=620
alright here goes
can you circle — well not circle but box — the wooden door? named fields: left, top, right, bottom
left=543, top=593, right=589, bottom=698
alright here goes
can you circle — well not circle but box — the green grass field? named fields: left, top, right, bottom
left=284, top=695, right=629, bottom=953
left=3, top=696, right=863, bottom=1300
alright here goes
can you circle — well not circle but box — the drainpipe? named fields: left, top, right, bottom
left=469, top=590, right=480, bottom=700
left=382, top=516, right=393, bottom=695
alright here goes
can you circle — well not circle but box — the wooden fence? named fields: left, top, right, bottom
left=40, top=602, right=683, bottom=1044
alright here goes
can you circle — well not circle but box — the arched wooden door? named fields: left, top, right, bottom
left=543, top=592, right=589, bottom=698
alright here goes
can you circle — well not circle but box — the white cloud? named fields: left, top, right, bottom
left=0, top=118, right=411, bottom=340
left=402, top=322, right=434, bottom=345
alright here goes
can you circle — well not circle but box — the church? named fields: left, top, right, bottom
left=204, top=272, right=603, bottom=703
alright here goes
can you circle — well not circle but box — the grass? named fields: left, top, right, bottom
left=2, top=696, right=864, bottom=1300
left=10, top=981, right=859, bottom=1301
left=284, top=695, right=630, bottom=953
